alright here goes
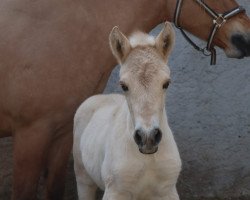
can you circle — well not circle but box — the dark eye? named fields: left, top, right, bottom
left=163, top=81, right=170, bottom=89
left=120, top=82, right=129, bottom=92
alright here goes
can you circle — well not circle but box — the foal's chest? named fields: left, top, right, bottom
left=106, top=155, right=181, bottom=198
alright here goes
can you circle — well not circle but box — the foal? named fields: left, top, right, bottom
left=73, top=22, right=181, bottom=200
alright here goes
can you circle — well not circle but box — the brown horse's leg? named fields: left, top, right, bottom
left=12, top=123, right=51, bottom=200
left=45, top=126, right=73, bottom=200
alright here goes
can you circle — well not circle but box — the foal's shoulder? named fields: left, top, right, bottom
left=84, top=94, right=125, bottom=107
left=75, top=94, right=125, bottom=117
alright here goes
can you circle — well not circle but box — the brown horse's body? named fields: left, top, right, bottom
left=0, top=0, right=249, bottom=199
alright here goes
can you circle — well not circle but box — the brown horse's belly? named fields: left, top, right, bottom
left=0, top=58, right=113, bottom=137
left=0, top=119, right=12, bottom=138
left=0, top=102, right=14, bottom=137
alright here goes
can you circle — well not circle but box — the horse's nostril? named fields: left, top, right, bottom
left=231, top=34, right=250, bottom=57
left=134, top=129, right=143, bottom=146
left=153, top=128, right=162, bottom=145
left=231, top=34, right=244, bottom=43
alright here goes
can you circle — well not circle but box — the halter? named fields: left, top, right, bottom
left=174, top=0, right=245, bottom=65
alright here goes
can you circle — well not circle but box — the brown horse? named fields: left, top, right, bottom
left=0, top=0, right=249, bottom=199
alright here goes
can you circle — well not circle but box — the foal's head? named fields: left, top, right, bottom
left=109, top=23, right=174, bottom=154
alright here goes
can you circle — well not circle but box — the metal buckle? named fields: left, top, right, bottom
left=202, top=48, right=212, bottom=56
left=213, top=14, right=226, bottom=27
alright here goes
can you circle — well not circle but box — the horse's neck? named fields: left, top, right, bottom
left=71, top=0, right=177, bottom=94
left=87, top=0, right=176, bottom=35
left=163, top=0, right=177, bottom=22
left=127, top=0, right=177, bottom=31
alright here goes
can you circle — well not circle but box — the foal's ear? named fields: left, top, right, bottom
left=155, top=22, right=175, bottom=61
left=109, top=26, right=131, bottom=64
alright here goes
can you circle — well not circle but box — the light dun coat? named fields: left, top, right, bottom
left=73, top=22, right=181, bottom=200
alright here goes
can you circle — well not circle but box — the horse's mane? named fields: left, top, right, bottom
left=129, top=32, right=155, bottom=48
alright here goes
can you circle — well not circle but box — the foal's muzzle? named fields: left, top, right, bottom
left=134, top=128, right=162, bottom=154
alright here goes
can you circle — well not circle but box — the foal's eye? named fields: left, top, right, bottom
left=120, top=82, right=129, bottom=92
left=163, top=81, right=170, bottom=89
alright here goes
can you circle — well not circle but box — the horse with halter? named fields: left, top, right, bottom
left=0, top=0, right=249, bottom=199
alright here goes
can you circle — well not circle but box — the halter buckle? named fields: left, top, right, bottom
left=213, top=14, right=226, bottom=27
left=202, top=48, right=212, bottom=56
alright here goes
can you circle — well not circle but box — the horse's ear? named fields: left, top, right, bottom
left=155, top=22, right=175, bottom=61
left=109, top=26, right=131, bottom=64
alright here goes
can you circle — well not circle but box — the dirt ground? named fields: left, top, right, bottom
left=1, top=137, right=249, bottom=200
left=0, top=137, right=105, bottom=200
left=0, top=137, right=78, bottom=200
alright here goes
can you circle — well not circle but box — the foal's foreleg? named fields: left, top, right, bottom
left=102, top=189, right=133, bottom=200
left=75, top=174, right=97, bottom=200
left=74, top=154, right=97, bottom=200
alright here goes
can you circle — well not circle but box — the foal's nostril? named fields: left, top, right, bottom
left=134, top=129, right=143, bottom=146
left=153, top=128, right=162, bottom=145
left=154, top=128, right=162, bottom=144
left=134, top=128, right=162, bottom=148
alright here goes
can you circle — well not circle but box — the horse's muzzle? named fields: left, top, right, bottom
left=231, top=33, right=250, bottom=58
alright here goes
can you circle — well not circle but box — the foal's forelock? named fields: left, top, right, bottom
left=129, top=32, right=156, bottom=48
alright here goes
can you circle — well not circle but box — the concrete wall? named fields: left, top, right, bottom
left=104, top=1, right=250, bottom=199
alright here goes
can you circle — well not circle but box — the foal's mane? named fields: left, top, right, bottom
left=129, top=32, right=156, bottom=48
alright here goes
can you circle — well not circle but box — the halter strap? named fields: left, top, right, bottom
left=174, top=0, right=245, bottom=65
